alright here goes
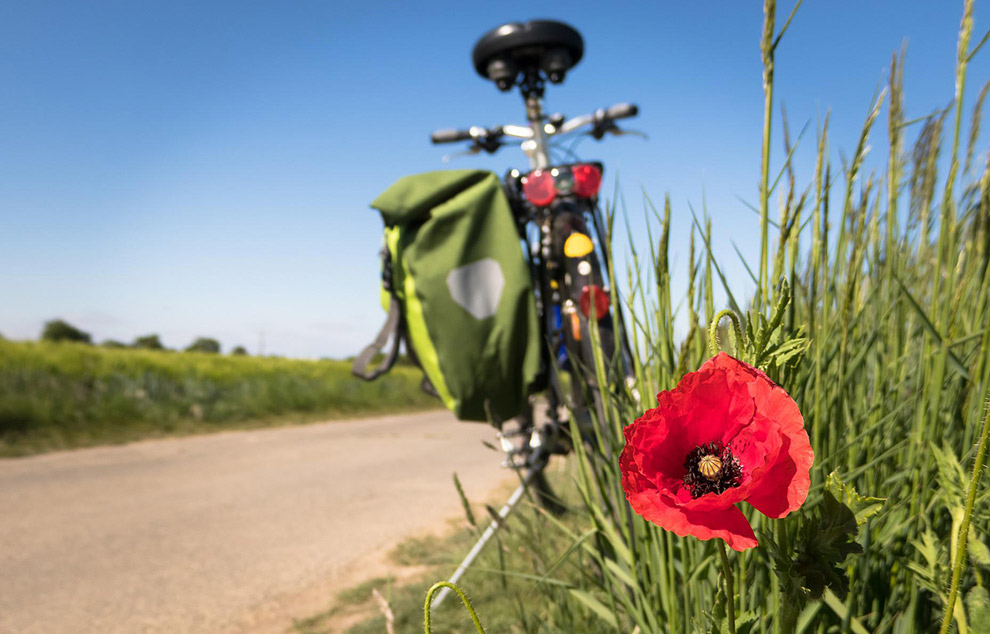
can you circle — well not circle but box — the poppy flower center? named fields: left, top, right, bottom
left=683, top=441, right=742, bottom=498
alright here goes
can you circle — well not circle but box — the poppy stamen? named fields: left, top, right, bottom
left=683, top=441, right=742, bottom=498
left=698, top=455, right=723, bottom=480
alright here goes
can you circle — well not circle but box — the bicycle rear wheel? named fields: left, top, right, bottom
left=550, top=205, right=625, bottom=458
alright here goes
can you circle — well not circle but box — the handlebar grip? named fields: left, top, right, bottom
left=430, top=128, right=473, bottom=144
left=605, top=102, right=638, bottom=120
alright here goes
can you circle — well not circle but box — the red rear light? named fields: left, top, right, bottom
left=522, top=169, right=555, bottom=206
left=579, top=285, right=610, bottom=320
left=572, top=164, right=602, bottom=198
left=523, top=165, right=600, bottom=205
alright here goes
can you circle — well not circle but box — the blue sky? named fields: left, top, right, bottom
left=2, top=1, right=987, bottom=358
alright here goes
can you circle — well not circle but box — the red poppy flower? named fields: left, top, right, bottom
left=619, top=352, right=813, bottom=551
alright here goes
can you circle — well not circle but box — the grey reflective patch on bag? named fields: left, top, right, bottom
left=446, top=258, right=505, bottom=319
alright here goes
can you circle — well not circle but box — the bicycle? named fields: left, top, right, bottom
left=430, top=20, right=641, bottom=512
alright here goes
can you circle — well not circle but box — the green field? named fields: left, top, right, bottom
left=0, top=339, right=438, bottom=456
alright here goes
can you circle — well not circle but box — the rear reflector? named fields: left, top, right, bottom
left=579, top=285, right=610, bottom=320
left=522, top=169, right=555, bottom=206
left=572, top=164, right=602, bottom=198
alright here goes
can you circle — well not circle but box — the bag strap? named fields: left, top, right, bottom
left=352, top=296, right=403, bottom=380
left=399, top=322, right=440, bottom=398
left=350, top=240, right=440, bottom=400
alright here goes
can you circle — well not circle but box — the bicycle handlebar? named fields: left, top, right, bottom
left=430, top=102, right=638, bottom=145
left=605, top=102, right=638, bottom=120
left=431, top=128, right=474, bottom=144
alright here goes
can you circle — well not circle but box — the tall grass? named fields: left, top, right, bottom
left=474, top=1, right=990, bottom=632
left=0, top=339, right=437, bottom=456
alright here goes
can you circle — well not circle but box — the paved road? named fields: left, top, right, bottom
left=0, top=411, right=509, bottom=634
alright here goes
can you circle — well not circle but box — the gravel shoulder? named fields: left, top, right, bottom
left=0, top=410, right=509, bottom=634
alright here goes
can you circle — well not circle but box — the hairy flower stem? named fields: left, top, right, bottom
left=424, top=582, right=486, bottom=634
left=708, top=309, right=745, bottom=358
left=937, top=400, right=990, bottom=634
left=718, top=540, right=737, bottom=634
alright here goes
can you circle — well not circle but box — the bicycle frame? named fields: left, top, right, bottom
left=429, top=40, right=640, bottom=480
left=429, top=20, right=639, bottom=608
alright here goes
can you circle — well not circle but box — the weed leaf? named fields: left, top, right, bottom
left=824, top=471, right=886, bottom=525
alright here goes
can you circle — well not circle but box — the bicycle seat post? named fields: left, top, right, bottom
left=520, top=70, right=551, bottom=169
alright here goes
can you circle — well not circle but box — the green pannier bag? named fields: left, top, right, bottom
left=352, top=169, right=541, bottom=423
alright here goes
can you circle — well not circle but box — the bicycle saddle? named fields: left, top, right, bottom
left=472, top=20, right=584, bottom=90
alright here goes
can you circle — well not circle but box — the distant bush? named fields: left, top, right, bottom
left=133, top=334, right=165, bottom=350
left=185, top=337, right=220, bottom=354
left=101, top=340, right=127, bottom=349
left=230, top=345, right=249, bottom=356
left=41, top=319, right=92, bottom=344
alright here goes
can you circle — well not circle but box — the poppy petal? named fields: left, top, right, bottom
left=746, top=432, right=814, bottom=518
left=624, top=486, right=758, bottom=551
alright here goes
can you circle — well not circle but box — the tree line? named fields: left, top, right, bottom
left=39, top=319, right=249, bottom=355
